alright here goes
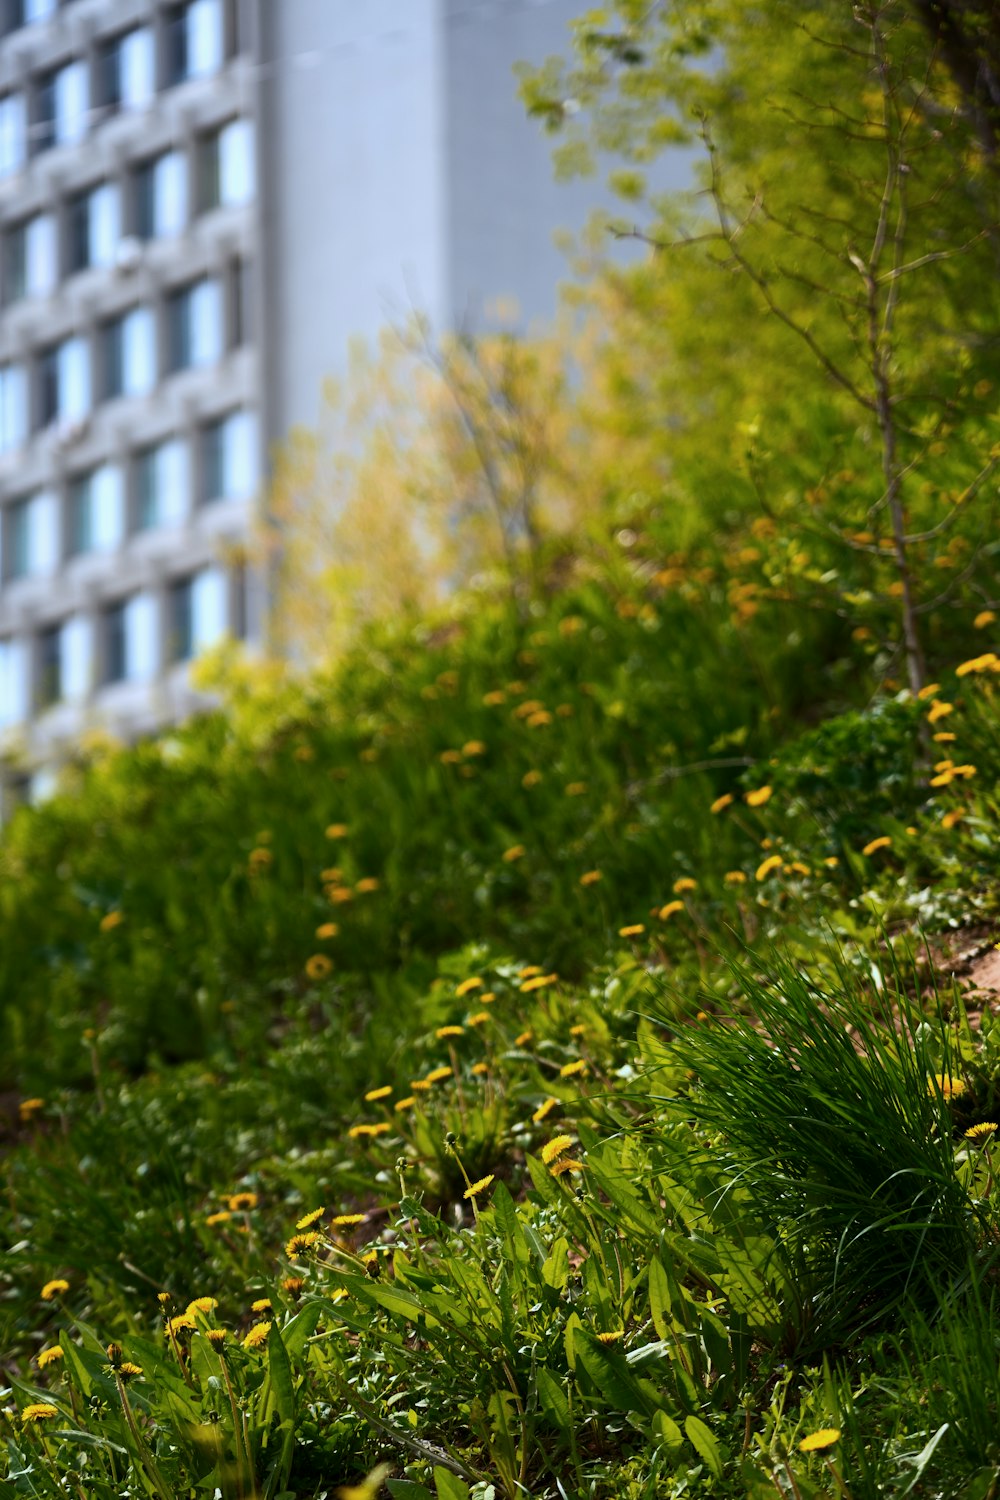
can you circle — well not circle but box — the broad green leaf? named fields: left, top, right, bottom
left=387, top=1483, right=434, bottom=1500
left=576, top=1335, right=655, bottom=1416
left=648, top=1256, right=673, bottom=1340
left=685, top=1414, right=724, bottom=1478
left=542, top=1236, right=570, bottom=1291
left=652, top=1410, right=684, bottom=1456
left=267, top=1322, right=296, bottom=1426
left=433, top=1467, right=470, bottom=1500
left=536, top=1366, right=570, bottom=1427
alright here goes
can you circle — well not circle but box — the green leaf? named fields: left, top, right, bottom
left=281, top=1300, right=323, bottom=1359
left=433, top=1468, right=470, bottom=1500
left=684, top=1414, right=724, bottom=1478
left=542, top=1236, right=570, bottom=1291
left=536, top=1366, right=570, bottom=1427
left=387, top=1484, right=434, bottom=1500
left=648, top=1256, right=673, bottom=1340
left=267, top=1322, right=296, bottom=1426
left=652, top=1410, right=684, bottom=1456
left=576, top=1335, right=655, bottom=1415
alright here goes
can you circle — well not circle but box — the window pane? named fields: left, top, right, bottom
left=170, top=577, right=193, bottom=660
left=160, top=438, right=190, bottom=524
left=54, top=62, right=88, bottom=146
left=104, top=600, right=126, bottom=682
left=0, top=364, right=27, bottom=451
left=26, top=213, right=55, bottom=294
left=0, top=94, right=25, bottom=177
left=188, top=0, right=222, bottom=79
left=4, top=224, right=26, bottom=300
left=121, top=29, right=154, bottom=111
left=28, top=491, right=59, bottom=575
left=92, top=464, right=123, bottom=550
left=37, top=623, right=60, bottom=707
left=0, top=637, right=29, bottom=727
left=155, top=151, right=187, bottom=236
left=219, top=119, right=253, bottom=206
left=58, top=337, right=90, bottom=421
left=125, top=591, right=157, bottom=681
left=90, top=184, right=120, bottom=268
left=69, top=473, right=92, bottom=554
left=190, top=278, right=222, bottom=366
left=192, top=565, right=226, bottom=651
left=123, top=307, right=155, bottom=395
left=60, top=614, right=91, bottom=702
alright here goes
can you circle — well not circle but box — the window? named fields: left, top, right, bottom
left=99, top=28, right=154, bottom=115
left=166, top=0, right=223, bottom=86
left=202, top=410, right=256, bottom=502
left=0, top=637, right=28, bottom=728
left=198, top=118, right=254, bottom=211
left=0, top=94, right=26, bottom=178
left=69, top=464, right=124, bottom=555
left=60, top=614, right=92, bottom=702
left=34, top=61, right=89, bottom=154
left=3, top=1, right=58, bottom=35
left=67, top=183, right=120, bottom=274
left=5, top=492, right=58, bottom=579
left=4, top=214, right=56, bottom=302
left=36, top=621, right=60, bottom=708
left=39, top=337, right=90, bottom=428
left=169, top=566, right=226, bottom=661
left=134, top=151, right=187, bottom=240
left=0, top=363, right=27, bottom=452
left=136, top=437, right=189, bottom=530
left=104, top=592, right=157, bottom=683
left=167, top=278, right=222, bottom=372
left=102, top=307, right=155, bottom=399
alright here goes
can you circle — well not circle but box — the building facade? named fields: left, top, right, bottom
left=0, top=0, right=598, bottom=809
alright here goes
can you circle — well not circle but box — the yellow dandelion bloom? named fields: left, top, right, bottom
left=933, top=731, right=956, bottom=743
left=579, top=869, right=602, bottom=886
left=929, top=1073, right=966, bottom=1099
left=480, top=991, right=496, bottom=1003
left=522, top=769, right=543, bottom=787
left=724, top=870, right=747, bottom=885
left=282, top=1277, right=304, bottom=1296
left=423, top=1066, right=453, bottom=1086
left=463, top=741, right=486, bottom=756
left=799, top=1429, right=841, bottom=1453
left=953, top=764, right=977, bottom=778
left=364, top=1086, right=392, bottom=1102
left=329, top=887, right=354, bottom=904
left=483, top=690, right=506, bottom=705
left=456, top=976, right=483, bottom=996
left=942, top=809, right=964, bottom=829
left=463, top=1175, right=495, bottom=1199
left=965, top=1122, right=997, bottom=1143
left=331, top=1213, right=366, bottom=1227
left=19, top=1097, right=44, bottom=1120
left=440, top=749, right=462, bottom=765
left=251, top=1298, right=272, bottom=1314
left=285, top=1231, right=321, bottom=1259
left=157, top=1292, right=171, bottom=1306
left=471, top=1061, right=489, bottom=1076
left=117, top=1361, right=143, bottom=1380
left=228, top=1192, right=258, bottom=1212
left=21, top=1403, right=59, bottom=1424
left=570, top=1024, right=587, bottom=1037
left=521, top=973, right=558, bottom=991
left=436, top=1025, right=465, bottom=1038
left=410, top=1079, right=431, bottom=1092
left=596, top=1331, right=624, bottom=1345
left=514, top=1030, right=534, bottom=1047
left=467, top=1011, right=491, bottom=1027
left=565, top=782, right=587, bottom=796
left=242, top=1321, right=272, bottom=1352
left=321, top=867, right=343, bottom=882
left=100, top=909, right=124, bottom=932
left=348, top=1122, right=391, bottom=1138
left=785, top=862, right=810, bottom=876
left=325, top=824, right=349, bottom=839
left=503, top=845, right=526, bottom=863
left=37, top=1346, right=64, bottom=1369
left=206, top=1211, right=231, bottom=1226
left=956, top=653, right=997, bottom=677
left=917, top=682, right=940, bottom=699
left=520, top=965, right=542, bottom=978
left=315, top=922, right=340, bottom=940
left=356, top=877, right=380, bottom=893
left=185, top=1297, right=219, bottom=1316
left=305, top=954, right=333, bottom=982
left=862, top=836, right=892, bottom=856
left=755, top=854, right=784, bottom=881
left=673, top=877, right=697, bottom=894
left=710, top=794, right=734, bottom=814
left=930, top=771, right=954, bottom=787
left=619, top=924, right=645, bottom=938
left=927, top=699, right=954, bottom=723
left=974, top=610, right=996, bottom=628
left=526, top=710, right=552, bottom=727
left=559, top=1059, right=587, bottom=1078
left=40, top=1279, right=69, bottom=1301
left=394, top=1096, right=416, bottom=1112
left=541, top=1135, right=573, bottom=1165
left=295, top=1207, right=326, bottom=1229
left=205, top=1329, right=227, bottom=1349
left=533, top=1098, right=559, bottom=1124
left=167, top=1314, right=197, bottom=1335
left=745, top=786, right=773, bottom=807
left=550, top=1157, right=585, bottom=1176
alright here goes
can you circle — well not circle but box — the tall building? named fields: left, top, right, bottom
left=0, top=0, right=599, bottom=810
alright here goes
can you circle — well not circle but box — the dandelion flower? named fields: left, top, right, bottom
left=956, top=653, right=997, bottom=676
left=282, top=1277, right=304, bottom=1296
left=167, top=1314, right=197, bottom=1335
left=36, top=1346, right=63, bottom=1369
left=673, top=878, right=697, bottom=894
left=965, top=1122, right=997, bottom=1143
left=423, top=1066, right=453, bottom=1086
left=930, top=771, right=954, bottom=787
left=799, top=1429, right=841, bottom=1453
left=242, top=1321, right=272, bottom=1351
left=471, top=1061, right=489, bottom=1076
left=928, top=1073, right=966, bottom=1099
left=565, top=782, right=587, bottom=796
left=316, top=922, right=340, bottom=940
left=532, top=1098, right=559, bottom=1124
left=619, top=924, right=645, bottom=938
left=456, top=976, right=483, bottom=996
left=514, top=1030, right=534, bottom=1047
left=942, top=809, right=964, bottom=829
left=394, top=1096, right=416, bottom=1112
left=364, top=1086, right=392, bottom=1102
left=467, top=1011, right=491, bottom=1027
left=206, top=1211, right=232, bottom=1226
left=305, top=954, right=333, bottom=982
left=285, top=1231, right=321, bottom=1259
left=710, top=794, right=734, bottom=814
left=463, top=741, right=486, bottom=756
left=436, top=1025, right=465, bottom=1039
left=206, top=1329, right=228, bottom=1349
left=348, top=1122, right=391, bottom=1138
left=550, top=1157, right=585, bottom=1177
left=861, top=836, right=892, bottom=856
left=228, top=1192, right=258, bottom=1212
left=483, top=690, right=506, bottom=705
left=463, top=1175, right=495, bottom=1199
left=356, top=877, right=380, bottom=893
left=40, top=1279, right=69, bottom=1301
left=579, top=869, right=602, bottom=886
left=520, top=966, right=543, bottom=978
left=522, top=769, right=543, bottom=787
left=658, top=900, right=684, bottom=920
left=21, top=1403, right=59, bottom=1424
left=933, top=731, right=956, bottom=743
left=251, top=1298, right=273, bottom=1314
left=295, top=1207, right=326, bottom=1229
left=745, top=786, right=773, bottom=807
left=326, top=824, right=349, bottom=839
left=100, top=910, right=124, bottom=932
left=724, top=871, right=747, bottom=885
left=927, top=699, right=954, bottom=723
left=559, top=1059, right=587, bottom=1078
left=502, top=844, right=526, bottom=862
left=331, top=1213, right=365, bottom=1227
left=755, top=854, right=783, bottom=882
left=186, top=1297, right=219, bottom=1316
left=541, top=1135, right=573, bottom=1165
left=118, top=1362, right=143, bottom=1381
left=19, top=1097, right=44, bottom=1121
left=596, top=1330, right=624, bottom=1344
left=521, top=973, right=558, bottom=992
left=974, top=610, right=995, bottom=629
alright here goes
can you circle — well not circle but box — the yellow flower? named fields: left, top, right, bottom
left=456, top=976, right=483, bottom=996
left=974, top=610, right=996, bottom=628
left=295, top=1207, right=326, bottom=1229
left=942, top=809, right=964, bottom=829
left=36, top=1346, right=64, bottom=1369
left=710, top=794, right=734, bottom=814
left=565, top=782, right=587, bottom=797
left=956, top=653, right=997, bottom=676
left=502, top=845, right=526, bottom=863
left=463, top=741, right=486, bottom=756
left=21, top=1403, right=59, bottom=1424
left=331, top=1213, right=366, bottom=1227
left=526, top=710, right=552, bottom=727
left=799, top=1428, right=841, bottom=1453
left=520, top=966, right=542, bottom=978
left=755, top=854, right=783, bottom=881
left=953, top=764, right=977, bottom=779
left=724, top=871, right=747, bottom=885
left=206, top=1211, right=232, bottom=1226
left=658, top=900, right=684, bottom=920
left=541, top=1134, right=573, bottom=1165
left=228, top=1192, right=258, bottom=1212
left=463, top=1175, right=495, bottom=1199
left=167, top=1314, right=198, bottom=1335
left=619, top=924, right=645, bottom=938
left=673, top=877, right=697, bottom=893
left=471, top=1061, right=489, bottom=1076
left=930, top=771, right=954, bottom=787
left=745, top=785, right=773, bottom=807
left=100, top=910, right=124, bottom=932
left=929, top=1073, right=966, bottom=1099
left=932, top=731, right=956, bottom=743
left=205, top=1329, right=228, bottom=1349
left=242, top=1321, right=272, bottom=1351
left=467, top=1011, right=491, bottom=1027
left=522, top=769, right=543, bottom=787
left=364, top=1086, right=392, bottom=1102
left=394, top=1096, right=416, bottom=1112
left=521, top=973, right=558, bottom=991
left=423, top=1066, right=453, bottom=1086
left=325, top=824, right=349, bottom=839
left=251, top=1298, right=273, bottom=1314
left=927, top=699, right=954, bottom=723
left=579, top=869, right=602, bottom=886
left=483, top=689, right=506, bottom=705
left=41, top=1279, right=69, bottom=1301
left=965, top=1122, right=998, bottom=1143
left=117, top=1361, right=143, bottom=1381
left=440, top=749, right=462, bottom=764
left=823, top=856, right=840, bottom=868
left=348, top=1122, right=391, bottom=1138
left=596, top=1330, right=624, bottom=1345
left=356, top=877, right=380, bottom=893
left=316, top=922, right=340, bottom=940
left=185, top=1297, right=219, bottom=1316
left=917, top=682, right=940, bottom=699
left=436, top=1025, right=465, bottom=1038
left=550, top=1157, right=585, bottom=1176
left=861, top=836, right=892, bottom=856
left=282, top=1277, right=305, bottom=1296
left=321, top=867, right=343, bottom=882
left=559, top=1059, right=587, bottom=1078
left=514, top=1029, right=534, bottom=1047
left=328, top=887, right=354, bottom=904
left=480, top=991, right=496, bottom=1003
left=285, top=1231, right=321, bottom=1259
left=305, top=953, right=333, bottom=982
left=532, top=1097, right=559, bottom=1124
